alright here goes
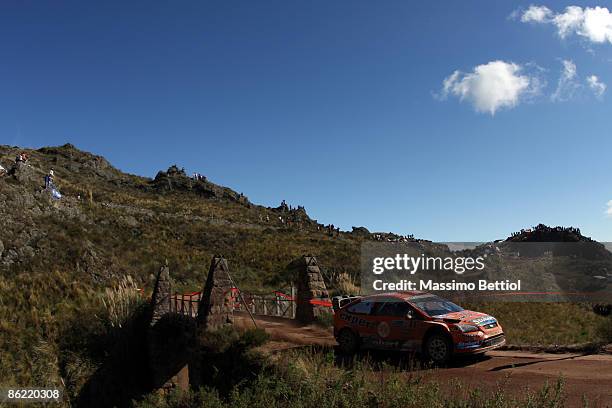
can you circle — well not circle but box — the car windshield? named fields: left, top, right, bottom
left=409, top=295, right=463, bottom=317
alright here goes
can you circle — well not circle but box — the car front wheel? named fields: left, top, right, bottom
left=425, top=334, right=452, bottom=364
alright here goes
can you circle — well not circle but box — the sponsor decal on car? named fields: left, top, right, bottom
left=377, top=321, right=391, bottom=338
left=340, top=313, right=376, bottom=328
left=470, top=316, right=496, bottom=326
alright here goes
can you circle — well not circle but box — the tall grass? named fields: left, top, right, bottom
left=463, top=302, right=608, bottom=345
left=330, top=271, right=361, bottom=296
left=596, top=315, right=612, bottom=343
left=134, top=348, right=568, bottom=408
left=100, top=275, right=143, bottom=329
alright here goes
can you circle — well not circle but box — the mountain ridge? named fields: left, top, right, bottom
left=1, top=143, right=608, bottom=289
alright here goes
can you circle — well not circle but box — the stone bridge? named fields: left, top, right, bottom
left=147, top=255, right=332, bottom=391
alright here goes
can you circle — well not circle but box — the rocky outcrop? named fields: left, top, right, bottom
left=502, top=224, right=612, bottom=260
left=151, top=165, right=250, bottom=205
left=10, top=161, right=41, bottom=186
left=507, top=224, right=593, bottom=243
left=38, top=143, right=126, bottom=183
left=351, top=226, right=370, bottom=236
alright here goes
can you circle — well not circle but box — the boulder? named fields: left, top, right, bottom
left=12, top=162, right=40, bottom=185
left=351, top=226, right=370, bottom=236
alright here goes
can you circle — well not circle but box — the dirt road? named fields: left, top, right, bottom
left=235, top=313, right=612, bottom=406
left=429, top=351, right=612, bottom=406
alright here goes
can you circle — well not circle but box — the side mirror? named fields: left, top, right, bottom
left=406, top=310, right=414, bottom=319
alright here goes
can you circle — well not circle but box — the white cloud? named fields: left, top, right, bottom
left=553, top=6, right=584, bottom=38
left=606, top=200, right=612, bottom=217
left=587, top=75, right=606, bottom=98
left=440, top=60, right=541, bottom=115
left=551, top=59, right=580, bottom=102
left=520, top=5, right=612, bottom=44
left=548, top=60, right=606, bottom=101
left=521, top=5, right=553, bottom=23
left=574, top=7, right=612, bottom=43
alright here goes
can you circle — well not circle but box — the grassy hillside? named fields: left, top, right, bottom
left=0, top=144, right=367, bottom=388
left=0, top=144, right=364, bottom=289
left=0, top=144, right=610, bottom=400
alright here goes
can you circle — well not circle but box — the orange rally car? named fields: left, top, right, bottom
left=333, top=291, right=505, bottom=363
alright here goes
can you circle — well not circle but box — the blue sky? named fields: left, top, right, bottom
left=1, top=1, right=611, bottom=241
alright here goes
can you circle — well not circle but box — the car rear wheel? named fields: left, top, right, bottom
left=337, top=329, right=359, bottom=354
left=425, top=334, right=452, bottom=364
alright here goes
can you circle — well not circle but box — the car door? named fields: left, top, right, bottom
left=342, top=299, right=378, bottom=343
left=370, top=299, right=424, bottom=351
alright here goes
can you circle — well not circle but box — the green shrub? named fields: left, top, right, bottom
left=314, top=311, right=334, bottom=328
left=198, top=325, right=241, bottom=353
left=236, top=328, right=269, bottom=349
left=134, top=387, right=225, bottom=408
left=596, top=315, right=612, bottom=343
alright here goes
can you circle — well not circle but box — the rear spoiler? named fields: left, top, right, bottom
left=332, top=295, right=361, bottom=312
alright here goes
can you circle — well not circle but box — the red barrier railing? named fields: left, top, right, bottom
left=273, top=290, right=333, bottom=307
left=170, top=291, right=202, bottom=317
left=168, top=287, right=332, bottom=318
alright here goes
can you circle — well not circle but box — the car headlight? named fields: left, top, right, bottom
left=456, top=324, right=479, bottom=333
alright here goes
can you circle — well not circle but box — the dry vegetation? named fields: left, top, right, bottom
left=135, top=348, right=569, bottom=408
left=0, top=144, right=610, bottom=407
left=463, top=302, right=609, bottom=346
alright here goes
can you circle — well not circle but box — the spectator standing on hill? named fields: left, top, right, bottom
left=45, top=169, right=55, bottom=189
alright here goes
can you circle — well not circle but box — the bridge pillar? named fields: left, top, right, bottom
left=197, top=256, right=234, bottom=331
left=148, top=264, right=192, bottom=391
left=150, top=264, right=171, bottom=326
left=290, top=255, right=331, bottom=323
